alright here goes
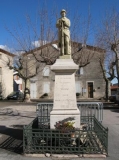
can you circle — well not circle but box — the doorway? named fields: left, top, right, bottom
left=88, top=82, right=93, bottom=98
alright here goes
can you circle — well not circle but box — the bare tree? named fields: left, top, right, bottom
left=6, top=54, right=40, bottom=101
left=72, top=42, right=94, bottom=68
left=97, top=51, right=115, bottom=101
left=96, top=9, right=119, bottom=87
left=4, top=4, right=95, bottom=100
left=4, top=5, right=59, bottom=101
left=5, top=3, right=93, bottom=62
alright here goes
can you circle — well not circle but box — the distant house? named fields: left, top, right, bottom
left=0, top=48, right=15, bottom=98
left=13, top=71, right=22, bottom=92
left=110, top=83, right=119, bottom=95
left=22, top=41, right=106, bottom=100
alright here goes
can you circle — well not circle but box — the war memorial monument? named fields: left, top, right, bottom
left=23, top=10, right=108, bottom=156
left=50, top=9, right=80, bottom=129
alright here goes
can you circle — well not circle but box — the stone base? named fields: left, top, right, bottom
left=50, top=109, right=80, bottom=129
left=59, top=55, right=71, bottom=59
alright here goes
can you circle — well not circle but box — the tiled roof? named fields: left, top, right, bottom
left=0, top=48, right=15, bottom=57
left=111, top=86, right=119, bottom=90
left=22, top=40, right=105, bottom=56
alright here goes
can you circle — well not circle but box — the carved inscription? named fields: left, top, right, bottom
left=54, top=74, right=77, bottom=109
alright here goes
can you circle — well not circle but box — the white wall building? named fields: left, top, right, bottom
left=0, top=48, right=14, bottom=98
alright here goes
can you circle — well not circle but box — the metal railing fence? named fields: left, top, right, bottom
left=23, top=116, right=108, bottom=155
left=36, top=102, right=103, bottom=123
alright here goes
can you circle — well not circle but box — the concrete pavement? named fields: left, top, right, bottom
left=0, top=102, right=119, bottom=160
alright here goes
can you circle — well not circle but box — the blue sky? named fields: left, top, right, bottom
left=0, top=0, right=119, bottom=84
left=0, top=0, right=119, bottom=48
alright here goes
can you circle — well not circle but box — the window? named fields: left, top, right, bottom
left=75, top=81, right=81, bottom=93
left=0, top=67, right=2, bottom=75
left=80, top=67, right=83, bottom=75
left=43, top=82, right=50, bottom=93
left=76, top=67, right=83, bottom=75
left=43, top=67, right=50, bottom=77
left=76, top=69, right=80, bottom=75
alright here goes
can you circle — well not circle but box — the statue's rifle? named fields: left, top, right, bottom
left=61, top=20, right=64, bottom=56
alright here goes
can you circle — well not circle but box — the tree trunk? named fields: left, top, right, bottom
left=116, top=57, right=119, bottom=87
left=105, top=80, right=108, bottom=101
left=23, top=79, right=30, bottom=102
left=105, top=79, right=109, bottom=101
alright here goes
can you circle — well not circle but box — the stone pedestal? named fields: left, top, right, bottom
left=50, top=59, right=80, bottom=129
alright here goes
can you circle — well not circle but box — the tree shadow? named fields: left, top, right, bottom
left=0, top=125, right=23, bottom=154
left=0, top=108, right=36, bottom=118
left=110, top=109, right=119, bottom=113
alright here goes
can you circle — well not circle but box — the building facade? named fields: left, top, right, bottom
left=24, top=42, right=105, bottom=100
left=0, top=48, right=14, bottom=98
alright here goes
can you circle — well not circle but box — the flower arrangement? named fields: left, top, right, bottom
left=55, top=117, right=75, bottom=133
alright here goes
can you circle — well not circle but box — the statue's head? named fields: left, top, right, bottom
left=60, top=9, right=66, bottom=17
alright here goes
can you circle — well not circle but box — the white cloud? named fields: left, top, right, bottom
left=32, top=40, right=48, bottom=48
left=0, top=45, right=21, bottom=55
left=32, top=41, right=41, bottom=48
left=0, top=45, right=11, bottom=52
left=14, top=51, right=24, bottom=55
